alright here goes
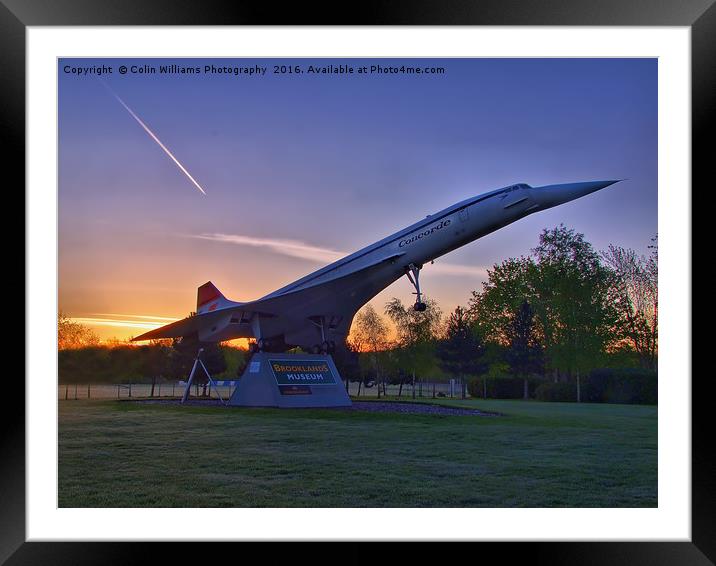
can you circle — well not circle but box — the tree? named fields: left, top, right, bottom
left=384, top=297, right=442, bottom=397
left=531, top=225, right=620, bottom=401
left=601, top=236, right=658, bottom=369
left=467, top=257, right=537, bottom=346
left=436, top=306, right=488, bottom=399
left=58, top=311, right=99, bottom=350
left=332, top=340, right=361, bottom=393
left=504, top=300, right=544, bottom=399
left=384, top=296, right=442, bottom=345
left=351, top=304, right=390, bottom=396
left=168, top=336, right=196, bottom=380
left=352, top=304, right=389, bottom=351
left=140, top=342, right=172, bottom=397
left=468, top=226, right=621, bottom=402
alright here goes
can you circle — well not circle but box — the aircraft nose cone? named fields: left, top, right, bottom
left=534, top=179, right=621, bottom=211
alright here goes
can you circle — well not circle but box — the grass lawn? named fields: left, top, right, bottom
left=58, top=397, right=657, bottom=507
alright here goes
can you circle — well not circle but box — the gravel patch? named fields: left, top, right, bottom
left=345, top=401, right=499, bottom=417
left=128, top=398, right=499, bottom=416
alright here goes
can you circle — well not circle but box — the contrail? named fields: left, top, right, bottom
left=192, top=232, right=343, bottom=263
left=101, top=82, right=207, bottom=195
left=191, top=232, right=489, bottom=278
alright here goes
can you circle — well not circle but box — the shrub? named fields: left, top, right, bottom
left=534, top=382, right=577, bottom=402
left=467, top=378, right=482, bottom=398
left=586, top=368, right=657, bottom=405
left=468, top=376, right=540, bottom=399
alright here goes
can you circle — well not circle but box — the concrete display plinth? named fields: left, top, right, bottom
left=228, top=352, right=352, bottom=408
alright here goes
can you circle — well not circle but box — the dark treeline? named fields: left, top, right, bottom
left=58, top=338, right=246, bottom=392
left=59, top=226, right=657, bottom=404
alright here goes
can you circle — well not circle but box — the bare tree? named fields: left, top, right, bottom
left=601, top=236, right=658, bottom=369
left=353, top=303, right=389, bottom=353
left=351, top=304, right=390, bottom=396
left=58, top=311, right=100, bottom=350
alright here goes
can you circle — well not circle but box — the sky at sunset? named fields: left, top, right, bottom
left=58, top=57, right=657, bottom=342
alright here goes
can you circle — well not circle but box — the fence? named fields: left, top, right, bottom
left=58, top=382, right=235, bottom=400
left=346, top=379, right=469, bottom=399
left=58, top=379, right=469, bottom=401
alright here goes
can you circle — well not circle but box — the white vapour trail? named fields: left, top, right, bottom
left=428, top=263, right=489, bottom=278
left=192, top=232, right=488, bottom=278
left=91, top=313, right=179, bottom=321
left=193, top=233, right=344, bottom=264
left=106, top=86, right=207, bottom=195
left=71, top=317, right=171, bottom=330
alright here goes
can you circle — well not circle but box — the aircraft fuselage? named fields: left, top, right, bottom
left=132, top=179, right=619, bottom=350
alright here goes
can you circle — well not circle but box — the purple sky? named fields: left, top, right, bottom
left=58, top=58, right=657, bottom=340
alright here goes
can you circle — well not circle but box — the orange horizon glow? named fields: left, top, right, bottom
left=65, top=313, right=252, bottom=350
left=65, top=309, right=401, bottom=349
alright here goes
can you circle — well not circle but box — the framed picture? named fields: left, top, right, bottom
left=9, top=0, right=710, bottom=563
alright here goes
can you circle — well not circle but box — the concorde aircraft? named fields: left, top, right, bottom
left=132, top=180, right=620, bottom=353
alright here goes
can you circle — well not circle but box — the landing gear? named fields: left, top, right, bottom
left=311, top=340, right=335, bottom=355
left=250, top=338, right=271, bottom=353
left=307, top=316, right=337, bottom=355
left=405, top=263, right=427, bottom=311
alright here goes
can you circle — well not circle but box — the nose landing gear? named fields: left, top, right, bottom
left=406, top=263, right=427, bottom=312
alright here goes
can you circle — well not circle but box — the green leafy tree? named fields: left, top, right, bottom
left=385, top=296, right=442, bottom=345
left=140, top=342, right=172, bottom=396
left=384, top=296, right=442, bottom=397
left=531, top=225, right=620, bottom=400
left=469, top=226, right=622, bottom=402
left=436, top=306, right=488, bottom=399
left=332, top=339, right=361, bottom=393
left=467, top=257, right=537, bottom=345
left=505, top=300, right=544, bottom=399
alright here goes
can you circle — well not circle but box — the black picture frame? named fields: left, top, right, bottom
left=6, top=1, right=711, bottom=564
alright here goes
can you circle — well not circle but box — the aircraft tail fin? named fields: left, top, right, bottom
left=197, top=281, right=232, bottom=314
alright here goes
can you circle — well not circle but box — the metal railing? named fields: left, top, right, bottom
left=58, top=383, right=235, bottom=400
left=58, top=379, right=468, bottom=401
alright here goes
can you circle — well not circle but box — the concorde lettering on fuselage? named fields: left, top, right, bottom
left=261, top=183, right=536, bottom=297
left=398, top=219, right=452, bottom=248
left=306, top=216, right=458, bottom=288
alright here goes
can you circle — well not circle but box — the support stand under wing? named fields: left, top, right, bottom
left=181, top=348, right=227, bottom=405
